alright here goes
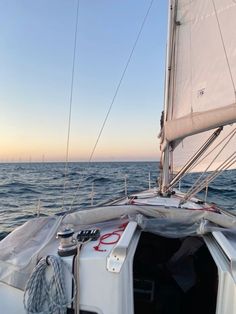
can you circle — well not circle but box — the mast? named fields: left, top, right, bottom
left=160, top=0, right=236, bottom=193
left=161, top=0, right=177, bottom=193
left=160, top=0, right=236, bottom=194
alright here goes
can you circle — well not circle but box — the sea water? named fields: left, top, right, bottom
left=0, top=162, right=236, bottom=240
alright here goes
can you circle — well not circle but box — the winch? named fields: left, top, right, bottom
left=57, top=228, right=77, bottom=257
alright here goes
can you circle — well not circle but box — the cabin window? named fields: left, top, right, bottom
left=133, top=232, right=218, bottom=314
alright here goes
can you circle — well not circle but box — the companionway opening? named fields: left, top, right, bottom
left=133, top=232, right=218, bottom=314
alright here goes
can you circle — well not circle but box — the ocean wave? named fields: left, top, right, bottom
left=0, top=162, right=235, bottom=240
left=92, top=177, right=112, bottom=183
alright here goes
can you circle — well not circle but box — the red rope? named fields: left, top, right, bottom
left=94, top=222, right=128, bottom=252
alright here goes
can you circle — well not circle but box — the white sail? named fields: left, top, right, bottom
left=161, top=0, right=236, bottom=181
left=172, top=125, right=236, bottom=173
left=163, top=0, right=236, bottom=145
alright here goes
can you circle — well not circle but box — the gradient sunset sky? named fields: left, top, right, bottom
left=0, top=0, right=168, bottom=162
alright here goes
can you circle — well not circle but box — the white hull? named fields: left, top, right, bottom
left=1, top=189, right=236, bottom=313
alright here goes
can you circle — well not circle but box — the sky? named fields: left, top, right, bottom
left=0, top=0, right=168, bottom=162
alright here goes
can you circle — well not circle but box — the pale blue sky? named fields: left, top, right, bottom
left=0, top=0, right=168, bottom=162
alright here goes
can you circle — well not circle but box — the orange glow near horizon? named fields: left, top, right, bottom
left=0, top=122, right=161, bottom=162
left=0, top=135, right=161, bottom=163
left=0, top=0, right=166, bottom=164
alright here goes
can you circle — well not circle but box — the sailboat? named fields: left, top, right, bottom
left=1, top=0, right=236, bottom=313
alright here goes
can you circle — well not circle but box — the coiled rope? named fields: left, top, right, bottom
left=23, top=255, right=76, bottom=314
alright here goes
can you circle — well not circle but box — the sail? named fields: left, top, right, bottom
left=172, top=125, right=236, bottom=173
left=163, top=0, right=236, bottom=145
left=160, top=0, right=236, bottom=181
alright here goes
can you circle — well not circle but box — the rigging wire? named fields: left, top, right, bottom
left=171, top=127, right=236, bottom=189
left=188, top=127, right=236, bottom=173
left=168, top=127, right=222, bottom=190
left=170, top=127, right=236, bottom=205
left=183, top=128, right=236, bottom=201
left=163, top=1, right=236, bottom=192
left=180, top=152, right=236, bottom=205
left=88, top=0, right=155, bottom=163
left=62, top=0, right=80, bottom=210
left=68, top=0, right=156, bottom=210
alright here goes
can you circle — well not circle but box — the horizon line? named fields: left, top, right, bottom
left=0, top=160, right=160, bottom=164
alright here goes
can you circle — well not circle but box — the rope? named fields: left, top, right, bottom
left=23, top=255, right=76, bottom=314
left=94, top=223, right=127, bottom=252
